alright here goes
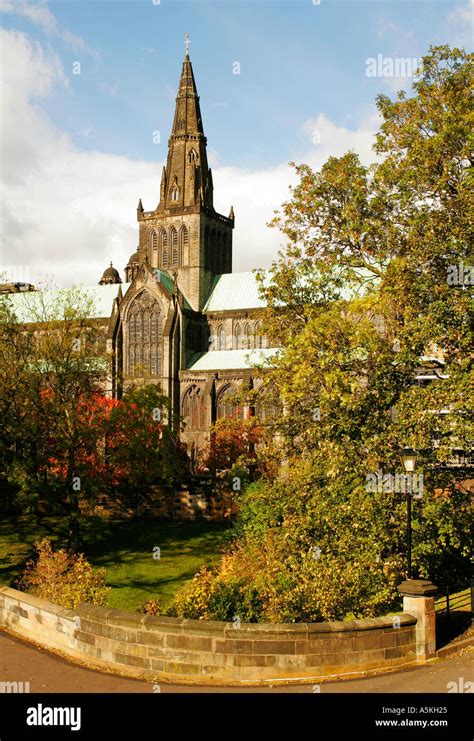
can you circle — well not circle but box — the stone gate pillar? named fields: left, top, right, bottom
left=398, top=579, right=437, bottom=660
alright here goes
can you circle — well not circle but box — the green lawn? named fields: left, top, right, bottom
left=0, top=514, right=231, bottom=612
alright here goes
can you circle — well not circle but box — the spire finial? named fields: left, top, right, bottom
left=184, top=32, right=190, bottom=57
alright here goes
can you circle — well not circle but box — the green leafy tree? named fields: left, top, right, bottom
left=168, top=47, right=473, bottom=622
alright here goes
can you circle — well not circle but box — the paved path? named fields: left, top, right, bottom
left=0, top=630, right=472, bottom=693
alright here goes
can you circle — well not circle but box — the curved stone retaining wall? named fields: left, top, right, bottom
left=0, top=586, right=418, bottom=685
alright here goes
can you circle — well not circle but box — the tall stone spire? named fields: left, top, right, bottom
left=135, top=44, right=234, bottom=312
left=158, top=51, right=212, bottom=211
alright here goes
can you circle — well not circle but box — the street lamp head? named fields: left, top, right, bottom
left=400, top=447, right=417, bottom=473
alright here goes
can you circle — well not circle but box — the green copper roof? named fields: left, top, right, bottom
left=150, top=269, right=193, bottom=309
left=3, top=283, right=130, bottom=324
left=152, top=269, right=175, bottom=295
left=203, top=268, right=380, bottom=313
left=187, top=348, right=281, bottom=372
left=203, top=272, right=267, bottom=313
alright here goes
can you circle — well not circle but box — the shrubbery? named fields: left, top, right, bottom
left=161, top=481, right=403, bottom=623
left=19, top=538, right=110, bottom=609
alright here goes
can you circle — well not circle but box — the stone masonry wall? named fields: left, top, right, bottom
left=0, top=586, right=418, bottom=686
left=88, top=480, right=236, bottom=521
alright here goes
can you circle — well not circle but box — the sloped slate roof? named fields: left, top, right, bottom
left=203, top=272, right=267, bottom=312
left=186, top=348, right=281, bottom=372
left=4, top=284, right=130, bottom=324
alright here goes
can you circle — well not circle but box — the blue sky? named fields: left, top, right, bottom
left=0, top=0, right=471, bottom=285
left=2, top=0, right=469, bottom=168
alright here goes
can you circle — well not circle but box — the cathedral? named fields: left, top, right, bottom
left=96, top=49, right=278, bottom=453
left=1, top=49, right=280, bottom=456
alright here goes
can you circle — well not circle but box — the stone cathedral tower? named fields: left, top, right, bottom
left=126, top=49, right=234, bottom=311
left=119, top=48, right=236, bottom=426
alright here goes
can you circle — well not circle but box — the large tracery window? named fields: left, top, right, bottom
left=127, top=292, right=163, bottom=377
left=182, top=385, right=205, bottom=429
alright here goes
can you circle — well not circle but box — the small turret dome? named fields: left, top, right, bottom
left=125, top=248, right=140, bottom=283
left=127, top=250, right=139, bottom=266
left=99, top=262, right=122, bottom=285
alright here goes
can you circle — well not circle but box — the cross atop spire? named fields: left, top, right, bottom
left=184, top=32, right=190, bottom=57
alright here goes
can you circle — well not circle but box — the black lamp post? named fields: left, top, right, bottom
left=399, top=447, right=417, bottom=580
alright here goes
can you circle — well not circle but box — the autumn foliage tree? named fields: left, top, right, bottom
left=208, top=418, right=257, bottom=471
left=0, top=288, right=189, bottom=550
left=105, top=384, right=189, bottom=514
left=0, top=288, right=109, bottom=549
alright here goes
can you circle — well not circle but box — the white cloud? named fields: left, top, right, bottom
left=97, top=80, right=120, bottom=98
left=0, top=28, right=154, bottom=286
left=78, top=126, right=94, bottom=138
left=375, top=17, right=415, bottom=43
left=214, top=113, right=379, bottom=272
left=445, top=0, right=473, bottom=47
left=0, top=0, right=97, bottom=55
left=0, top=27, right=379, bottom=287
left=301, top=112, right=379, bottom=168
left=370, top=14, right=422, bottom=93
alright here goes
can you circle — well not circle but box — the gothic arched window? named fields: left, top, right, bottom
left=254, top=321, right=262, bottom=349
left=217, top=385, right=243, bottom=420
left=234, top=323, right=242, bottom=350
left=170, top=186, right=179, bottom=202
left=127, top=292, right=162, bottom=378
left=188, top=148, right=198, bottom=163
left=183, top=385, right=205, bottom=429
left=179, top=226, right=189, bottom=265
left=244, top=322, right=254, bottom=350
left=217, top=324, right=226, bottom=351
left=148, top=230, right=158, bottom=268
left=170, top=228, right=179, bottom=267
left=159, top=230, right=168, bottom=268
